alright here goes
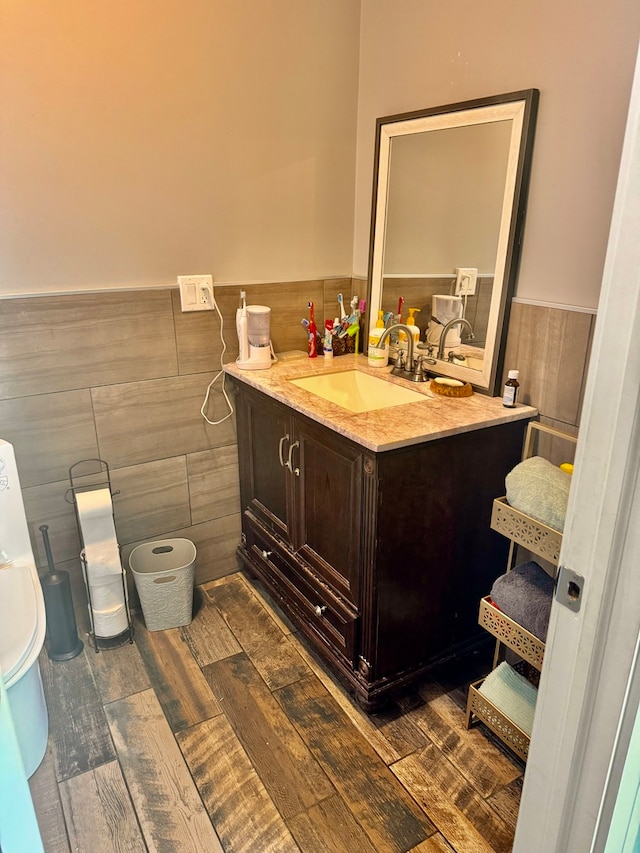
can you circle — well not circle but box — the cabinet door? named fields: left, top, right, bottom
left=236, top=385, right=293, bottom=542
left=292, top=418, right=362, bottom=607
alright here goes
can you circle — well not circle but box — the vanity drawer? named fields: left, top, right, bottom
left=244, top=513, right=358, bottom=665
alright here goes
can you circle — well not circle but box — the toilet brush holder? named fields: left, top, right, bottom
left=39, top=525, right=83, bottom=661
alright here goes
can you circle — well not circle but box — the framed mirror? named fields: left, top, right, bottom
left=366, top=89, right=539, bottom=395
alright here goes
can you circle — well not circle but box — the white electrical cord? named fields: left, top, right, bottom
left=200, top=295, right=234, bottom=426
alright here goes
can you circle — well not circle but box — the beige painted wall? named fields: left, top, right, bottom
left=0, top=0, right=360, bottom=296
left=354, top=0, right=640, bottom=310
left=3, top=2, right=639, bottom=310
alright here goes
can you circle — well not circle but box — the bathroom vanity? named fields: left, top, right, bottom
left=226, top=356, right=536, bottom=709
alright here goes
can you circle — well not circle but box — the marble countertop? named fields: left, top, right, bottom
left=224, top=352, right=537, bottom=453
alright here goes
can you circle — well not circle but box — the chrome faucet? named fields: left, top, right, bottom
left=377, top=324, right=414, bottom=369
left=436, top=318, right=475, bottom=360
left=376, top=324, right=431, bottom=382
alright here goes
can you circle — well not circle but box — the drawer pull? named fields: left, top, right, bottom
left=261, top=549, right=273, bottom=559
left=286, top=440, right=300, bottom=476
left=314, top=604, right=327, bottom=617
left=278, top=434, right=290, bottom=468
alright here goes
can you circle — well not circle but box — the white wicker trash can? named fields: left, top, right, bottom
left=129, top=539, right=196, bottom=631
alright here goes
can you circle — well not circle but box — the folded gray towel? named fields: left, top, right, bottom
left=490, top=561, right=555, bottom=641
left=505, top=456, right=571, bottom=532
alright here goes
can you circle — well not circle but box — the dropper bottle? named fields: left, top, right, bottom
left=502, top=370, right=520, bottom=407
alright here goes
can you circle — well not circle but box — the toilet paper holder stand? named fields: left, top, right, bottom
left=67, top=458, right=134, bottom=652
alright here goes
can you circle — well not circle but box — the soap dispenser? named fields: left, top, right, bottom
left=405, top=308, right=421, bottom=347
left=398, top=307, right=421, bottom=358
left=368, top=310, right=389, bottom=367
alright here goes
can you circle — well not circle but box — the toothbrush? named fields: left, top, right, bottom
left=307, top=301, right=317, bottom=358
left=301, top=318, right=321, bottom=339
left=236, top=291, right=249, bottom=364
left=337, top=293, right=347, bottom=321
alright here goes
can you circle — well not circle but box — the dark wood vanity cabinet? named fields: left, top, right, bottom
left=232, top=378, right=529, bottom=710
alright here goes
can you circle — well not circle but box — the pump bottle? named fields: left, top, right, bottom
left=368, top=310, right=389, bottom=367
left=405, top=308, right=421, bottom=348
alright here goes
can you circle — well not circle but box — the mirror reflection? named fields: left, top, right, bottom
left=367, top=91, right=539, bottom=394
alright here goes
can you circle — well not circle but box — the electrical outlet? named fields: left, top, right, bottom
left=178, top=275, right=214, bottom=311
left=454, top=267, right=478, bottom=296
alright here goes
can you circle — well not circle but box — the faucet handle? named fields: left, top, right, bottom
left=395, top=349, right=406, bottom=370
left=411, top=356, right=432, bottom=383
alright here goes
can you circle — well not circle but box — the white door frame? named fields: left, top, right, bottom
left=514, top=40, right=640, bottom=853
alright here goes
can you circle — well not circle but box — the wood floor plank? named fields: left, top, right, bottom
left=86, top=632, right=151, bottom=704
left=205, top=572, right=298, bottom=637
left=409, top=834, right=456, bottom=852
left=285, top=632, right=404, bottom=765
left=412, top=688, right=521, bottom=797
left=371, top=698, right=431, bottom=762
left=59, top=760, right=146, bottom=852
left=39, top=649, right=116, bottom=781
left=205, top=573, right=310, bottom=689
left=180, top=585, right=242, bottom=666
left=134, top=616, right=222, bottom=731
left=203, top=653, right=335, bottom=819
left=105, top=688, right=223, bottom=852
left=177, top=714, right=300, bottom=853
left=276, top=675, right=436, bottom=853
left=392, top=743, right=514, bottom=853
left=28, top=742, right=71, bottom=853
left=287, top=793, right=381, bottom=853
left=486, top=775, right=523, bottom=833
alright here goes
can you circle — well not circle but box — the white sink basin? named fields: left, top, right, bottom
left=289, top=370, right=427, bottom=413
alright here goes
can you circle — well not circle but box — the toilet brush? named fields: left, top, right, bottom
left=39, top=525, right=83, bottom=661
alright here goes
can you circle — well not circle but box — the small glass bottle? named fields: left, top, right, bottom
left=503, top=369, right=520, bottom=407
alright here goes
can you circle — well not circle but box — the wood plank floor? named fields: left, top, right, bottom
left=30, top=571, right=524, bottom=852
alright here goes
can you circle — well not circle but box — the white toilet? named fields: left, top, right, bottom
left=0, top=439, right=48, bottom=778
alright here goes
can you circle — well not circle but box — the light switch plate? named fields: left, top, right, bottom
left=178, top=275, right=214, bottom=311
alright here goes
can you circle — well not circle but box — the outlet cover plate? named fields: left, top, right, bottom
left=454, top=268, right=478, bottom=296
left=178, top=275, right=214, bottom=311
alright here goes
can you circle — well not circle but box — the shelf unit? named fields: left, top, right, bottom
left=466, top=422, right=577, bottom=762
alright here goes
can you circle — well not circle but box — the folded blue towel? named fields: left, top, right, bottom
left=478, top=662, right=537, bottom=735
left=490, top=561, right=554, bottom=641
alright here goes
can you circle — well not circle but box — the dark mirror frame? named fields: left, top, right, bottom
left=366, top=89, right=539, bottom=395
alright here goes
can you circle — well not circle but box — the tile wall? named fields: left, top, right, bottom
left=0, top=280, right=591, bottom=591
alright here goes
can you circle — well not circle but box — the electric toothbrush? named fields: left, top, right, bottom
left=236, top=291, right=249, bottom=364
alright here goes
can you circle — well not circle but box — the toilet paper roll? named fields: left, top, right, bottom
left=76, top=489, right=122, bottom=578
left=76, top=488, right=117, bottom=537
left=88, top=577, right=124, bottom=611
left=84, top=541, right=122, bottom=580
left=93, top=602, right=128, bottom=638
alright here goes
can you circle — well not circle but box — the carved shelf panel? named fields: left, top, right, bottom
left=466, top=678, right=532, bottom=763
left=479, top=596, right=545, bottom=670
left=491, top=497, right=563, bottom=566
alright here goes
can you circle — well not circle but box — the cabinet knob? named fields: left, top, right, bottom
left=314, top=604, right=327, bottom=617
left=261, top=549, right=273, bottom=559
